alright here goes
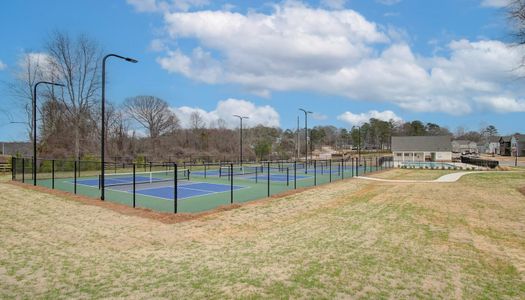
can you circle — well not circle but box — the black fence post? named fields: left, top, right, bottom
left=286, top=167, right=289, bottom=187
left=74, top=160, right=77, bottom=194
left=22, top=158, right=25, bottom=183
left=52, top=159, right=55, bottom=189
left=294, top=160, right=297, bottom=190
left=174, top=163, right=178, bottom=214
left=11, top=157, right=15, bottom=181
left=230, top=163, right=234, bottom=204
left=255, top=166, right=258, bottom=184
left=133, top=163, right=136, bottom=208
left=204, top=163, right=207, bottom=179
left=329, top=159, right=332, bottom=183
left=356, top=157, right=359, bottom=177
left=341, top=159, right=344, bottom=179
left=267, top=162, right=270, bottom=197
left=314, top=160, right=317, bottom=186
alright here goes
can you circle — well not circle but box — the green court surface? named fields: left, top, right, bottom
left=14, top=159, right=389, bottom=213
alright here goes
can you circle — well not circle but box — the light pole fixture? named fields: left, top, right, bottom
left=233, top=115, right=249, bottom=166
left=33, top=81, right=65, bottom=186
left=101, top=54, right=137, bottom=201
left=299, top=108, right=312, bottom=173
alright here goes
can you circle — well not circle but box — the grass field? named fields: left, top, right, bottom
left=369, top=169, right=459, bottom=180
left=1, top=169, right=524, bottom=298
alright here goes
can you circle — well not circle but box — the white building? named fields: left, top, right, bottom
left=392, top=136, right=452, bottom=163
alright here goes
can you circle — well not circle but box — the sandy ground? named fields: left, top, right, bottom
left=0, top=170, right=524, bottom=298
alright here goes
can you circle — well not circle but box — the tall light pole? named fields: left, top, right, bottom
left=33, top=81, right=65, bottom=186
left=233, top=115, right=248, bottom=166
left=101, top=54, right=137, bottom=201
left=299, top=108, right=312, bottom=173
left=296, top=115, right=300, bottom=160
left=355, top=126, right=361, bottom=176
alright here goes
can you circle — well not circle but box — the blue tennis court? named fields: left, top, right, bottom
left=132, top=182, right=246, bottom=200
left=76, top=175, right=155, bottom=187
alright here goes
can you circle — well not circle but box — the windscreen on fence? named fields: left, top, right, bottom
left=12, top=156, right=394, bottom=214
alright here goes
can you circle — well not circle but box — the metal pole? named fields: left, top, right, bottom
left=11, top=157, right=15, bottom=181
left=294, top=160, right=297, bottom=189
left=101, top=54, right=138, bottom=201
left=329, top=159, right=332, bottom=183
left=133, top=163, right=136, bottom=208
left=230, top=163, right=234, bottom=204
left=314, top=160, right=317, bottom=186
left=33, top=81, right=64, bottom=186
left=267, top=162, right=270, bottom=197
left=174, top=163, right=178, bottom=213
left=299, top=109, right=312, bottom=173
left=52, top=159, right=55, bottom=189
left=74, top=160, right=77, bottom=194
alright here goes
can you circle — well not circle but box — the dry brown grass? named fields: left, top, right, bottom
left=367, top=168, right=458, bottom=180
left=0, top=170, right=524, bottom=298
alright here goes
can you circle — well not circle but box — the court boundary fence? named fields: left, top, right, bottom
left=11, top=156, right=394, bottom=214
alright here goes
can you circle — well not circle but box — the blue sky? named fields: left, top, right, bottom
left=0, top=0, right=524, bottom=141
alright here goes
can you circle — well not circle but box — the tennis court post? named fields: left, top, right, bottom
left=11, top=157, right=15, bottom=181
left=329, top=159, right=332, bottom=183
left=267, top=162, right=270, bottom=197
left=314, top=160, right=317, bottom=185
left=133, top=163, right=136, bottom=208
left=74, top=160, right=77, bottom=194
left=22, top=158, right=25, bottom=183
left=230, top=163, right=234, bottom=204
left=174, top=163, right=178, bottom=213
left=294, top=161, right=297, bottom=189
left=52, top=159, right=55, bottom=189
left=341, top=158, right=344, bottom=179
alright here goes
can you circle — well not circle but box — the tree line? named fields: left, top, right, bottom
left=4, top=31, right=501, bottom=163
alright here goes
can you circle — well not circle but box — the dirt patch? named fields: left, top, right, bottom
left=519, top=186, right=525, bottom=197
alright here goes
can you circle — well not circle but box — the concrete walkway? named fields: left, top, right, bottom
left=356, top=171, right=511, bottom=183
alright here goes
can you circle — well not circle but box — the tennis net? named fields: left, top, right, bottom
left=218, top=165, right=263, bottom=177
left=100, top=169, right=190, bottom=187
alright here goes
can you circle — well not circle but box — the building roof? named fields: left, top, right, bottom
left=391, top=136, right=452, bottom=152
left=512, top=134, right=525, bottom=141
left=452, top=140, right=477, bottom=146
left=500, top=136, right=512, bottom=143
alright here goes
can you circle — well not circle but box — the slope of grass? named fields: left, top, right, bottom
left=0, top=170, right=524, bottom=298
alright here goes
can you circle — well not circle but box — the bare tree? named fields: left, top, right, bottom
left=124, top=96, right=179, bottom=138
left=45, top=31, right=102, bottom=158
left=6, top=52, right=47, bottom=140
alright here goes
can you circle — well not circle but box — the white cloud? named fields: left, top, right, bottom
left=0, top=60, right=6, bottom=70
left=171, top=98, right=280, bottom=128
left=321, top=0, right=347, bottom=10
left=127, top=0, right=159, bottom=12
left=311, top=112, right=328, bottom=121
left=140, top=1, right=525, bottom=116
left=476, top=96, right=525, bottom=112
left=126, top=0, right=209, bottom=12
left=337, top=110, right=402, bottom=125
left=376, top=0, right=402, bottom=5
left=480, top=0, right=509, bottom=8
left=16, top=52, right=55, bottom=81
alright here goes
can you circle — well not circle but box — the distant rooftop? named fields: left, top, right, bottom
left=392, top=136, right=452, bottom=152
